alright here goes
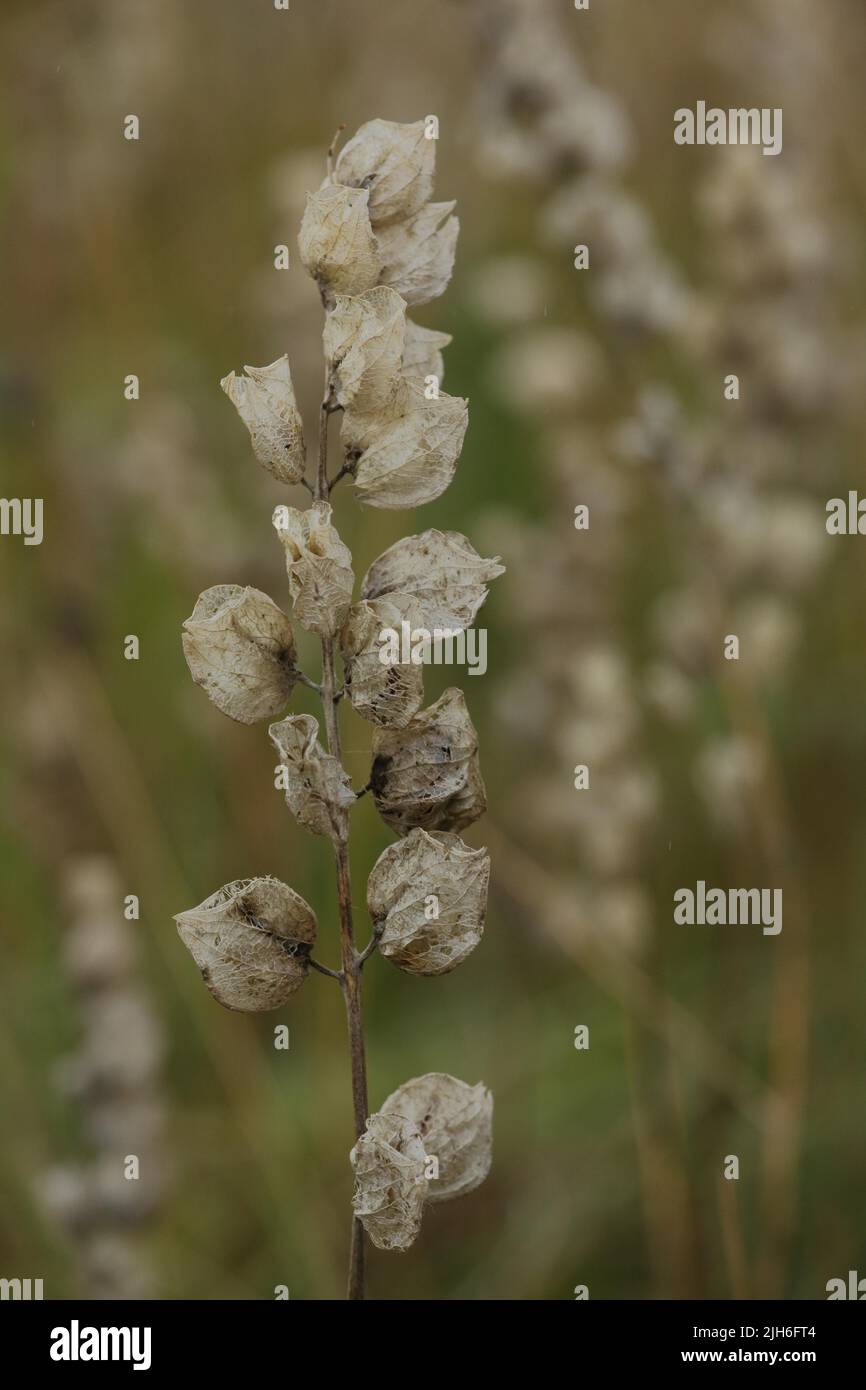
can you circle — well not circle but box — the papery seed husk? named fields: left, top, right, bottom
left=220, top=355, right=306, bottom=484
left=182, top=584, right=297, bottom=724
left=380, top=1073, right=493, bottom=1202
left=269, top=713, right=355, bottom=843
left=367, top=828, right=489, bottom=975
left=323, top=286, right=406, bottom=413
left=272, top=500, right=354, bottom=638
left=343, top=380, right=468, bottom=511
left=375, top=202, right=459, bottom=307
left=350, top=1112, right=428, bottom=1251
left=361, top=529, right=504, bottom=631
left=298, top=184, right=381, bottom=298
left=334, top=118, right=436, bottom=226
left=174, top=876, right=316, bottom=1013
left=341, top=594, right=425, bottom=729
left=370, top=687, right=486, bottom=834
left=402, top=319, right=451, bottom=383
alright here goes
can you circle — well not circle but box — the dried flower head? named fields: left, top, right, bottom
left=298, top=183, right=381, bottom=301
left=341, top=594, right=425, bottom=729
left=402, top=319, right=452, bottom=382
left=349, top=1112, right=428, bottom=1252
left=272, top=500, right=354, bottom=638
left=343, top=380, right=468, bottom=510
left=367, top=829, right=489, bottom=975
left=370, top=687, right=486, bottom=833
left=380, top=1072, right=493, bottom=1202
left=323, top=285, right=407, bottom=413
left=269, top=713, right=356, bottom=844
left=175, top=876, right=316, bottom=1012
left=182, top=584, right=297, bottom=724
left=333, top=118, right=436, bottom=226
left=361, top=529, right=504, bottom=631
left=376, top=200, right=459, bottom=306
left=220, top=355, right=306, bottom=484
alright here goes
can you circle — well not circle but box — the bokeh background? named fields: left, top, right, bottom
left=2, top=0, right=865, bottom=1300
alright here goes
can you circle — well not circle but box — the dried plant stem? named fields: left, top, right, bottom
left=315, top=387, right=370, bottom=1301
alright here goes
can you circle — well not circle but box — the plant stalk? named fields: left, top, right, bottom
left=316, top=375, right=369, bottom=1301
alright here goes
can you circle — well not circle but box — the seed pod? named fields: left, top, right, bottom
left=343, top=381, right=468, bottom=510
left=341, top=594, right=425, bottom=729
left=334, top=118, right=436, bottom=226
left=272, top=500, right=354, bottom=638
left=323, top=286, right=406, bottom=413
left=376, top=202, right=459, bottom=307
left=361, top=530, right=504, bottom=631
left=367, top=829, right=489, bottom=974
left=402, top=319, right=451, bottom=383
left=298, top=184, right=381, bottom=300
left=269, top=713, right=355, bottom=843
left=174, top=876, right=316, bottom=1013
left=182, top=585, right=297, bottom=724
left=370, top=687, right=486, bottom=834
left=380, top=1073, right=493, bottom=1203
left=349, top=1112, right=428, bottom=1251
left=220, top=355, right=306, bottom=484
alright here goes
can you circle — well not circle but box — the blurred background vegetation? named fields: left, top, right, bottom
left=2, top=0, right=865, bottom=1300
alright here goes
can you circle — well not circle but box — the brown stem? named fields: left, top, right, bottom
left=316, top=376, right=369, bottom=1301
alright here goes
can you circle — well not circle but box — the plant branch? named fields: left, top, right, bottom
left=357, top=924, right=383, bottom=969
left=328, top=461, right=354, bottom=491
left=294, top=670, right=322, bottom=696
left=308, top=956, right=344, bottom=983
left=315, top=380, right=369, bottom=1302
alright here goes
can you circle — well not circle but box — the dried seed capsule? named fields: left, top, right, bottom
left=370, top=687, right=486, bottom=834
left=380, top=1073, right=493, bottom=1202
left=342, top=380, right=468, bottom=511
left=402, top=319, right=451, bottom=383
left=272, top=500, right=354, bottom=639
left=334, top=118, right=436, bottom=226
left=349, top=1112, right=428, bottom=1251
left=341, top=594, right=425, bottom=729
left=220, top=355, right=306, bottom=484
left=361, top=529, right=504, bottom=631
left=376, top=201, right=459, bottom=307
left=175, top=876, right=316, bottom=1013
left=298, top=184, right=381, bottom=300
left=323, top=286, right=406, bottom=413
left=367, top=828, right=489, bottom=975
left=269, top=713, right=356, bottom=844
left=182, top=585, right=297, bottom=724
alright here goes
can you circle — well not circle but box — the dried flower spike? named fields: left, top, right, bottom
left=176, top=118, right=499, bottom=1299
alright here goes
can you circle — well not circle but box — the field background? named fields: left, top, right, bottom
left=2, top=0, right=865, bottom=1300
